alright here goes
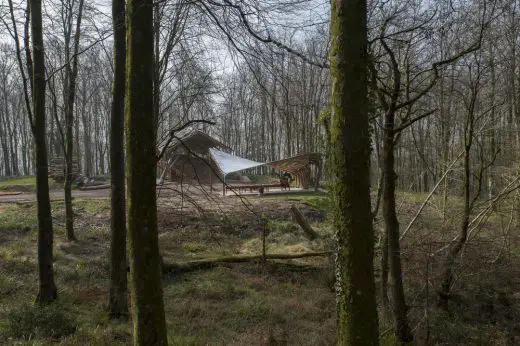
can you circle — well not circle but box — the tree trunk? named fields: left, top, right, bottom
left=438, top=142, right=471, bottom=309
left=32, top=0, right=57, bottom=304
left=438, top=83, right=478, bottom=309
left=330, top=0, right=379, bottom=343
left=380, top=229, right=389, bottom=306
left=290, top=205, right=319, bottom=240
left=108, top=0, right=128, bottom=319
left=63, top=0, right=84, bottom=241
left=126, top=0, right=168, bottom=341
left=382, top=117, right=413, bottom=342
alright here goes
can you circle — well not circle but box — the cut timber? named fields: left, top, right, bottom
left=163, top=251, right=332, bottom=274
left=290, top=205, right=319, bottom=240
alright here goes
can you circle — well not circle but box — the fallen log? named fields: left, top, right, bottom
left=0, top=191, right=23, bottom=196
left=163, top=251, right=332, bottom=274
left=79, top=184, right=110, bottom=191
left=290, top=205, right=320, bottom=240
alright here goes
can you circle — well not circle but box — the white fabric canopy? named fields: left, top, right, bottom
left=209, top=148, right=265, bottom=175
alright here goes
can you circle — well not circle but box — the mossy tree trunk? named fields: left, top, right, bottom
left=329, top=0, right=379, bottom=343
left=108, top=0, right=128, bottom=319
left=125, top=0, right=168, bottom=342
left=31, top=0, right=58, bottom=304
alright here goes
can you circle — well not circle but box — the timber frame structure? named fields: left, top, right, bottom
left=157, top=129, right=230, bottom=185
left=158, top=129, right=324, bottom=193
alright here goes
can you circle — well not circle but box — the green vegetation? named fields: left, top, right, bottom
left=0, top=176, right=71, bottom=192
left=263, top=193, right=331, bottom=212
left=0, top=197, right=334, bottom=345
left=0, top=191, right=519, bottom=344
left=3, top=303, right=77, bottom=340
left=0, top=176, right=37, bottom=188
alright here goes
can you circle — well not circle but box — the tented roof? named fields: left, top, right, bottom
left=209, top=148, right=265, bottom=175
left=209, top=148, right=323, bottom=176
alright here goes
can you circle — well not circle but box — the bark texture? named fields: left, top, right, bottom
left=330, top=0, right=379, bottom=343
left=108, top=0, right=128, bottom=319
left=31, top=0, right=57, bottom=304
left=126, top=0, right=168, bottom=341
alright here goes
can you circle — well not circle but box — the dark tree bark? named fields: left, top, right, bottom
left=31, top=0, right=58, bottom=304
left=108, top=0, right=128, bottom=319
left=330, top=0, right=379, bottom=343
left=126, top=0, right=168, bottom=341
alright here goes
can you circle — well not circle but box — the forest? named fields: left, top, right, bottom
left=1, top=0, right=520, bottom=344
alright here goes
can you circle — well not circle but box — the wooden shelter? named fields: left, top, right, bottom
left=158, top=129, right=324, bottom=193
left=267, top=153, right=324, bottom=190
left=158, top=130, right=230, bottom=185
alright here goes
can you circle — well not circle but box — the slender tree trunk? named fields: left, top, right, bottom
left=31, top=0, right=57, bottom=304
left=382, top=115, right=413, bottom=342
left=330, top=0, right=379, bottom=343
left=64, top=0, right=84, bottom=241
left=438, top=141, right=471, bottom=309
left=380, top=229, right=389, bottom=306
left=108, top=0, right=129, bottom=319
left=439, top=83, right=478, bottom=309
left=126, top=0, right=167, bottom=341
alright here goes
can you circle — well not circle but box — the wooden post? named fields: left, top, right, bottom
left=262, top=220, right=267, bottom=263
left=222, top=173, right=226, bottom=196
left=315, top=160, right=322, bottom=192
left=209, top=159, right=213, bottom=193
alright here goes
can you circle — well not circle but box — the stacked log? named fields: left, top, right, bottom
left=49, top=157, right=81, bottom=183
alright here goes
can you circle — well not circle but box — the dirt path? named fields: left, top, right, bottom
left=0, top=184, right=326, bottom=204
left=0, top=188, right=110, bottom=203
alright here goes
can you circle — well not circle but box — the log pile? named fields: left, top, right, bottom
left=49, top=157, right=81, bottom=183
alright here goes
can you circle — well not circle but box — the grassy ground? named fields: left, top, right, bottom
left=0, top=189, right=520, bottom=344
left=0, top=194, right=335, bottom=345
left=0, top=176, right=62, bottom=192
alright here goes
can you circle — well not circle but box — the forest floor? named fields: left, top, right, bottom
left=0, top=188, right=520, bottom=345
